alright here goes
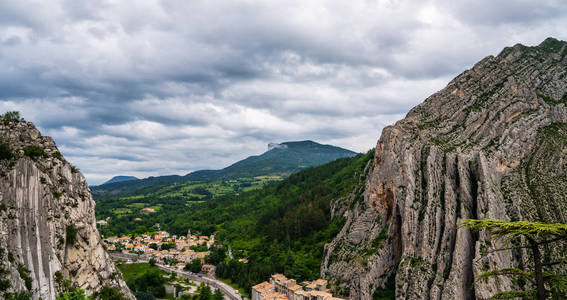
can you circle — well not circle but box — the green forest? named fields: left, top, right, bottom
left=95, top=150, right=374, bottom=294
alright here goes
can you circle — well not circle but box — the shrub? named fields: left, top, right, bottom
left=66, top=225, right=78, bottom=246
left=17, top=264, right=32, bottom=290
left=0, top=142, right=13, bottom=161
left=56, top=287, right=87, bottom=300
left=53, top=151, right=63, bottom=160
left=4, top=291, right=32, bottom=300
left=23, top=146, right=45, bottom=159
left=1, top=111, right=24, bottom=125
left=92, top=286, right=125, bottom=300
left=0, top=279, right=11, bottom=291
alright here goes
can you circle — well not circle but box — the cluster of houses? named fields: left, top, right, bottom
left=252, top=274, right=342, bottom=300
left=103, top=230, right=216, bottom=270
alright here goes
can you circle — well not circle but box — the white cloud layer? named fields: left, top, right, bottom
left=1, top=0, right=567, bottom=184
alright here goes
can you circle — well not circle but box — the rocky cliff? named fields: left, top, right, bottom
left=0, top=117, right=133, bottom=299
left=322, top=38, right=567, bottom=299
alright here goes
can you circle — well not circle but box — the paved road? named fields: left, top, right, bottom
left=110, top=253, right=243, bottom=300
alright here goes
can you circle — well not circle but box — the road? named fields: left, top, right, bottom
left=110, top=252, right=243, bottom=300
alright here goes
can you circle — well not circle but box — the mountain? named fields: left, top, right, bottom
left=92, top=140, right=356, bottom=195
left=185, top=140, right=357, bottom=180
left=0, top=116, right=133, bottom=299
left=103, top=176, right=138, bottom=185
left=321, top=37, right=567, bottom=299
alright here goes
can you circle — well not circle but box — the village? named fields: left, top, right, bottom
left=103, top=230, right=217, bottom=272
left=103, top=230, right=344, bottom=300
left=252, top=274, right=343, bottom=300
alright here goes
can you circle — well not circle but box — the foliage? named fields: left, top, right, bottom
left=149, top=258, right=156, bottom=267
left=1, top=111, right=24, bottom=124
left=126, top=268, right=166, bottom=298
left=4, top=291, right=32, bottom=300
left=462, top=219, right=567, bottom=299
left=17, top=264, right=32, bottom=290
left=213, top=288, right=224, bottom=300
left=205, top=247, right=227, bottom=265
left=195, top=283, right=213, bottom=300
left=185, top=259, right=202, bottom=273
left=134, top=291, right=155, bottom=300
left=23, top=146, right=45, bottom=159
left=190, top=244, right=209, bottom=252
left=461, top=219, right=567, bottom=240
left=66, top=225, right=78, bottom=245
left=56, top=287, right=88, bottom=300
left=160, top=243, right=175, bottom=251
left=92, top=285, right=125, bottom=300
left=0, top=142, right=13, bottom=161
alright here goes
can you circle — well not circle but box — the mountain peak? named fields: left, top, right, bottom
left=103, top=175, right=139, bottom=185
left=323, top=38, right=567, bottom=298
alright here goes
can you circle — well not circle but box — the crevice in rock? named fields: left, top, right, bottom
left=465, top=161, right=479, bottom=300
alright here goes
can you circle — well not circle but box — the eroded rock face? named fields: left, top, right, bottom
left=0, top=121, right=133, bottom=299
left=322, top=38, right=567, bottom=299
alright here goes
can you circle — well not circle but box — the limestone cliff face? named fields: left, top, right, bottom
left=0, top=120, right=133, bottom=299
left=322, top=38, right=567, bottom=299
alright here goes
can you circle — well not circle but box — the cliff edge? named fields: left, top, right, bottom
left=322, top=38, right=567, bottom=299
left=0, top=116, right=133, bottom=299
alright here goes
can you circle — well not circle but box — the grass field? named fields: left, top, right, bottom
left=117, top=262, right=168, bottom=283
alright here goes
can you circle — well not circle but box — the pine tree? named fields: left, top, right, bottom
left=213, top=288, right=224, bottom=300
left=462, top=219, right=567, bottom=299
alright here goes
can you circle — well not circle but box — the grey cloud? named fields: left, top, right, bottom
left=1, top=0, right=567, bottom=184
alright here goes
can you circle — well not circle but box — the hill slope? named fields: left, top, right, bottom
left=322, top=37, right=567, bottom=299
left=0, top=116, right=133, bottom=299
left=92, top=140, right=356, bottom=195
left=103, top=176, right=138, bottom=185
left=186, top=140, right=357, bottom=180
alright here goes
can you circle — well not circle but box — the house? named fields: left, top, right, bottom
left=252, top=282, right=275, bottom=300
left=202, top=264, right=216, bottom=274
left=254, top=274, right=341, bottom=300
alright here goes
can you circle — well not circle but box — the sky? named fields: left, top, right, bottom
left=1, top=0, right=567, bottom=185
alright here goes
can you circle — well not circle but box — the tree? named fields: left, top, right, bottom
left=149, top=243, right=158, bottom=250
left=56, top=287, right=88, bottom=300
left=149, top=258, right=156, bottom=267
left=462, top=219, right=567, bottom=300
left=185, top=259, right=203, bottom=273
left=213, top=288, right=224, bottom=300
left=129, top=269, right=166, bottom=298
left=197, top=283, right=212, bottom=300
left=92, top=286, right=125, bottom=300
left=1, top=111, right=24, bottom=124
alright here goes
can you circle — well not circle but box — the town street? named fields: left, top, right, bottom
left=110, top=252, right=243, bottom=300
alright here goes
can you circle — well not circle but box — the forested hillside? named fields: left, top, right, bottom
left=92, top=140, right=356, bottom=195
left=190, top=150, right=374, bottom=293
left=96, top=150, right=374, bottom=294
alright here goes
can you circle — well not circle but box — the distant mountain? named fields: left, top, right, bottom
left=91, top=140, right=357, bottom=195
left=185, top=140, right=357, bottom=181
left=103, top=175, right=138, bottom=185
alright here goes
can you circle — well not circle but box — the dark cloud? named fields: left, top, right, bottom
left=1, top=0, right=566, bottom=184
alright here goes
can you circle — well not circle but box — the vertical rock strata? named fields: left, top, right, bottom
left=0, top=121, right=133, bottom=299
left=322, top=38, right=567, bottom=299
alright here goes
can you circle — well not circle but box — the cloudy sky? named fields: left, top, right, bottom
left=1, top=0, right=566, bottom=185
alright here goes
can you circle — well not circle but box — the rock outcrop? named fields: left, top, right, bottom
left=322, top=38, right=567, bottom=299
left=0, top=118, right=133, bottom=299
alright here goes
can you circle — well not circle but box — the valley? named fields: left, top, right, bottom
left=1, top=36, right=567, bottom=300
